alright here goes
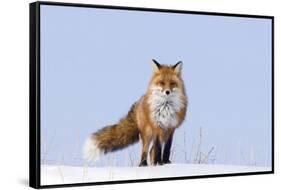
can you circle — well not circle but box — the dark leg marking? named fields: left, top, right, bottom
left=139, top=157, right=148, bottom=167
left=153, top=137, right=163, bottom=165
left=139, top=148, right=148, bottom=166
left=163, top=134, right=173, bottom=164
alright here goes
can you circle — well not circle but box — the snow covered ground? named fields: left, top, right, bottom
left=41, top=164, right=271, bottom=185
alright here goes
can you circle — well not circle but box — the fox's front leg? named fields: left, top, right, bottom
left=152, top=136, right=163, bottom=165
left=162, top=132, right=174, bottom=164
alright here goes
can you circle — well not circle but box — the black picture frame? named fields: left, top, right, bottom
left=29, top=1, right=274, bottom=189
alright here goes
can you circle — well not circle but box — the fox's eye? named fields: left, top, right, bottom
left=170, top=81, right=177, bottom=86
left=158, top=81, right=165, bottom=86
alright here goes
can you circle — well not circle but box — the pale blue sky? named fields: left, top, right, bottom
left=40, top=5, right=272, bottom=167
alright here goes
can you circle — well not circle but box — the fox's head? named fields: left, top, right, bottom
left=147, top=59, right=187, bottom=128
left=148, top=59, right=185, bottom=95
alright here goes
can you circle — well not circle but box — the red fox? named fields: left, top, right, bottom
left=83, top=59, right=187, bottom=166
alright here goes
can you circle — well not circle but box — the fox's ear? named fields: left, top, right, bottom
left=151, top=59, right=161, bottom=73
left=173, top=61, right=183, bottom=74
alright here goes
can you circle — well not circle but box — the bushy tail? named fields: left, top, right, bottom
left=83, top=104, right=139, bottom=162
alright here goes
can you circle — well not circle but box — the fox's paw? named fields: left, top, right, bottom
left=157, top=161, right=163, bottom=166
left=163, top=160, right=171, bottom=164
left=152, top=160, right=163, bottom=166
left=139, top=160, right=148, bottom=167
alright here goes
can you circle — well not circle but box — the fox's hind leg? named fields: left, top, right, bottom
left=149, top=145, right=155, bottom=165
left=162, top=131, right=174, bottom=164
left=139, top=131, right=152, bottom=167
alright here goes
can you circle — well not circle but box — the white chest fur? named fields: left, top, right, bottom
left=148, top=87, right=185, bottom=129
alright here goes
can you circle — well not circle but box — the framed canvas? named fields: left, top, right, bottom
left=29, top=1, right=274, bottom=188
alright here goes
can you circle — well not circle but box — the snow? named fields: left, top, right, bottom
left=41, top=164, right=271, bottom=185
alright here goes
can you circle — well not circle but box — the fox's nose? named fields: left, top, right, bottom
left=165, top=90, right=170, bottom=95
